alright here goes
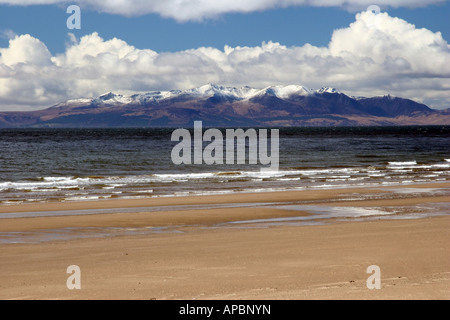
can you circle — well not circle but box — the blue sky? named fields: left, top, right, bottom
left=1, top=3, right=449, bottom=54
left=0, top=1, right=449, bottom=111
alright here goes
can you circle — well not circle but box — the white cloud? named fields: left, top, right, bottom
left=0, top=0, right=447, bottom=21
left=0, top=29, right=17, bottom=40
left=0, top=10, right=449, bottom=111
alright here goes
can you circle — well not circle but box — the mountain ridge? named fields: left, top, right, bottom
left=0, top=84, right=449, bottom=128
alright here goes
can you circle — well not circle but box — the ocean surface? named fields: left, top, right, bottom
left=0, top=126, right=449, bottom=205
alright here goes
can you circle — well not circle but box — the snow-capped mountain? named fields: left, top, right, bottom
left=60, top=84, right=339, bottom=108
left=0, top=84, right=448, bottom=128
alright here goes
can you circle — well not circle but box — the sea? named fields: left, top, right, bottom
left=1, top=126, right=449, bottom=205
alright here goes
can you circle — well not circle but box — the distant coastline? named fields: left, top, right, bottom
left=1, top=84, right=449, bottom=128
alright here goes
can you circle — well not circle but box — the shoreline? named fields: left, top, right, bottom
left=0, top=182, right=449, bottom=299
left=1, top=181, right=449, bottom=213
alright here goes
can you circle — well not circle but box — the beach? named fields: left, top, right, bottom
left=0, top=183, right=449, bottom=300
left=1, top=0, right=450, bottom=305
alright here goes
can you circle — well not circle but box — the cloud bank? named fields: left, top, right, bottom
left=0, top=0, right=447, bottom=21
left=0, top=11, right=449, bottom=111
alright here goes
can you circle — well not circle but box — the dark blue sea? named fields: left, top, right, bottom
left=0, top=126, right=449, bottom=204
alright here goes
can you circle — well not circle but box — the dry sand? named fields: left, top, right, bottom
left=0, top=183, right=449, bottom=300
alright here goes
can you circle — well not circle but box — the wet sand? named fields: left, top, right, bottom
left=0, top=183, right=449, bottom=300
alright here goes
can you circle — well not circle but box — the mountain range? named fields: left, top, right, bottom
left=0, top=84, right=449, bottom=127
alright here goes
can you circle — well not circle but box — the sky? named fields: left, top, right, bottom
left=0, top=0, right=449, bottom=111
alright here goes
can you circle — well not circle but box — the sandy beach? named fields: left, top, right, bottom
left=0, top=183, right=449, bottom=300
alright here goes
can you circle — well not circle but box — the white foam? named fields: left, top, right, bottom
left=432, top=164, right=450, bottom=168
left=191, top=190, right=236, bottom=196
left=63, top=196, right=100, bottom=202
left=277, top=177, right=301, bottom=181
left=310, top=184, right=340, bottom=189
left=388, top=161, right=417, bottom=166
left=154, top=173, right=215, bottom=180
left=0, top=176, right=94, bottom=192
left=132, top=190, right=154, bottom=193
left=297, top=168, right=359, bottom=176
left=368, top=173, right=386, bottom=177
left=382, top=181, right=399, bottom=185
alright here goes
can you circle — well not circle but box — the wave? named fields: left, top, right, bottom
left=432, top=164, right=450, bottom=168
left=388, top=161, right=417, bottom=166
left=0, top=158, right=448, bottom=204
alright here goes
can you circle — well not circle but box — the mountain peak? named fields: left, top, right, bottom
left=98, top=92, right=117, bottom=100
left=191, top=83, right=227, bottom=95
left=316, top=87, right=341, bottom=94
left=93, top=92, right=133, bottom=105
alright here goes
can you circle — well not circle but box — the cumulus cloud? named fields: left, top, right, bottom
left=0, top=10, right=449, bottom=111
left=0, top=0, right=447, bottom=21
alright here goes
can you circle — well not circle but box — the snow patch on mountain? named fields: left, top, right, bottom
left=132, top=90, right=182, bottom=104
left=316, top=87, right=341, bottom=94
left=57, top=84, right=348, bottom=108
left=94, top=92, right=134, bottom=105
left=184, top=83, right=261, bottom=100
left=255, top=85, right=313, bottom=99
